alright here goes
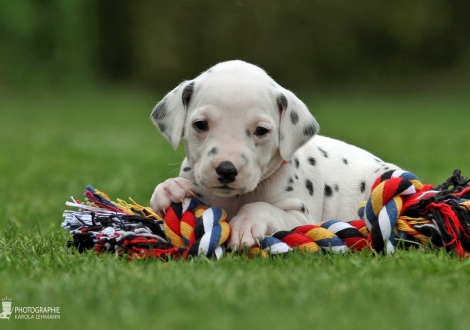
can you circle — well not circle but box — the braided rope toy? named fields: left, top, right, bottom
left=62, top=169, right=470, bottom=259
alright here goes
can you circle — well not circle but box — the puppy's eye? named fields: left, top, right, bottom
left=193, top=120, right=209, bottom=132
left=254, top=127, right=270, bottom=137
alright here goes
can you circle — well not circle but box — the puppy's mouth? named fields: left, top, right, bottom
left=211, top=184, right=246, bottom=196
left=216, top=185, right=235, bottom=190
left=214, top=185, right=237, bottom=195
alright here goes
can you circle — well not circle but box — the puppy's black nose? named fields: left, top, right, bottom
left=216, top=161, right=238, bottom=184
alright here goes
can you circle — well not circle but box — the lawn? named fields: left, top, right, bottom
left=1, top=86, right=470, bottom=330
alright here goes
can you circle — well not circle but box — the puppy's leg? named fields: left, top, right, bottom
left=228, top=201, right=308, bottom=250
left=150, top=177, right=196, bottom=216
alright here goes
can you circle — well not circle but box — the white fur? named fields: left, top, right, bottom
left=150, top=60, right=399, bottom=249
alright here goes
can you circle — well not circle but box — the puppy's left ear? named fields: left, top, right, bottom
left=277, top=89, right=319, bottom=160
left=150, top=80, right=195, bottom=150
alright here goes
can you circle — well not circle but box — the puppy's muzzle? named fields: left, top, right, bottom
left=216, top=161, right=238, bottom=184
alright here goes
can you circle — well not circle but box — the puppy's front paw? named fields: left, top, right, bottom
left=150, top=177, right=195, bottom=216
left=228, top=204, right=268, bottom=250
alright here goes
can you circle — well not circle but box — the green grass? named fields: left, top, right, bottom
left=1, top=86, right=470, bottom=330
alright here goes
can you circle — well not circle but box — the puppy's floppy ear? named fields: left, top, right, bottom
left=277, top=89, right=319, bottom=160
left=150, top=80, right=195, bottom=150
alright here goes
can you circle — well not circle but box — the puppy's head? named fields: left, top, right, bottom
left=151, top=60, right=319, bottom=197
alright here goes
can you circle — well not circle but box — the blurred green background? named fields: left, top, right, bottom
left=2, top=0, right=470, bottom=94
left=2, top=3, right=470, bottom=330
left=2, top=0, right=470, bottom=217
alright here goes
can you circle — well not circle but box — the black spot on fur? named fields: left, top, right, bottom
left=286, top=186, right=294, bottom=192
left=374, top=158, right=383, bottom=164
left=151, top=101, right=167, bottom=121
left=208, top=147, right=218, bottom=156
left=360, top=181, right=366, bottom=193
left=182, top=82, right=195, bottom=107
left=277, top=94, right=288, bottom=110
left=295, top=175, right=299, bottom=180
left=307, top=157, right=316, bottom=166
left=246, top=129, right=251, bottom=138
left=334, top=184, right=339, bottom=192
left=288, top=177, right=294, bottom=184
left=294, top=157, right=300, bottom=168
left=343, top=158, right=348, bottom=165
left=318, top=147, right=328, bottom=158
left=157, top=122, right=166, bottom=133
left=183, top=166, right=192, bottom=172
left=290, top=110, right=299, bottom=125
left=324, top=184, right=333, bottom=197
left=300, top=204, right=306, bottom=213
left=305, top=179, right=314, bottom=196
left=241, top=154, right=249, bottom=165
left=303, top=123, right=317, bottom=137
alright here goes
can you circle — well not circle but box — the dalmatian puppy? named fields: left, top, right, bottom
left=150, top=60, right=399, bottom=250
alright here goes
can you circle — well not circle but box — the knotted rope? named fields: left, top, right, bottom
left=362, top=170, right=429, bottom=254
left=62, top=169, right=470, bottom=259
left=163, top=198, right=230, bottom=259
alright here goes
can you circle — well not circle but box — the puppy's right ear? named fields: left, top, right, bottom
left=150, top=80, right=195, bottom=150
